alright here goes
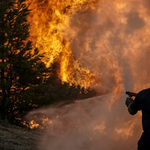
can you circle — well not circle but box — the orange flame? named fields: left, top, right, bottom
left=26, top=0, right=99, bottom=88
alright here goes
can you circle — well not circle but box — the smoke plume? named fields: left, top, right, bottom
left=64, top=0, right=150, bottom=93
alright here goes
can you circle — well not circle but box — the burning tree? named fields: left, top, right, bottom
left=0, top=0, right=48, bottom=124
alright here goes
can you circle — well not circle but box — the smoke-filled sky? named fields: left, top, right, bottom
left=65, top=0, right=150, bottom=93
left=27, top=0, right=150, bottom=150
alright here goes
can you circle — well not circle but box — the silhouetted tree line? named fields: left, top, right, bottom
left=0, top=0, right=97, bottom=126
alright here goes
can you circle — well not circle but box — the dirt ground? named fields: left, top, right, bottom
left=0, top=120, right=42, bottom=150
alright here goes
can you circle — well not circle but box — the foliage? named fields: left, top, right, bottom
left=0, top=0, right=49, bottom=124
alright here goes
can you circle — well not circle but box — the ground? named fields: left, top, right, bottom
left=0, top=120, right=41, bottom=150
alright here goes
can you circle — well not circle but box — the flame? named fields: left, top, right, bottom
left=26, top=0, right=98, bottom=88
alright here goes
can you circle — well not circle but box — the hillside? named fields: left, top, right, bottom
left=0, top=120, right=41, bottom=150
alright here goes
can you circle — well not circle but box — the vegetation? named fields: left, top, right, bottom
left=0, top=0, right=49, bottom=124
left=0, top=0, right=96, bottom=126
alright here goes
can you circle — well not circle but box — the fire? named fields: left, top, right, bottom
left=26, top=0, right=98, bottom=88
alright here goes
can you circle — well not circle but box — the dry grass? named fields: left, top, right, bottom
left=0, top=120, right=41, bottom=150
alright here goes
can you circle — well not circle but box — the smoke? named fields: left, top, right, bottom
left=27, top=0, right=150, bottom=149
left=64, top=0, right=150, bottom=93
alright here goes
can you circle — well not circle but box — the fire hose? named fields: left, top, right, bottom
left=126, top=91, right=137, bottom=98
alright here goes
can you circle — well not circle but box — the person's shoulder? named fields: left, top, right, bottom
left=137, top=88, right=150, bottom=99
left=139, top=88, right=150, bottom=94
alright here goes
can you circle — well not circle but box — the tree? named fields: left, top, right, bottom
left=0, top=0, right=49, bottom=124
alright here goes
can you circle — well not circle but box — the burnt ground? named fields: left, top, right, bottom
left=0, top=120, right=41, bottom=150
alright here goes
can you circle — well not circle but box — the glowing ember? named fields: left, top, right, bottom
left=29, top=120, right=39, bottom=129
left=28, top=117, right=53, bottom=129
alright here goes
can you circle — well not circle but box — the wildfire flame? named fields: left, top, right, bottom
left=26, top=0, right=98, bottom=88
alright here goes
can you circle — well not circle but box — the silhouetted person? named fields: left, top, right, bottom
left=126, top=89, right=150, bottom=150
